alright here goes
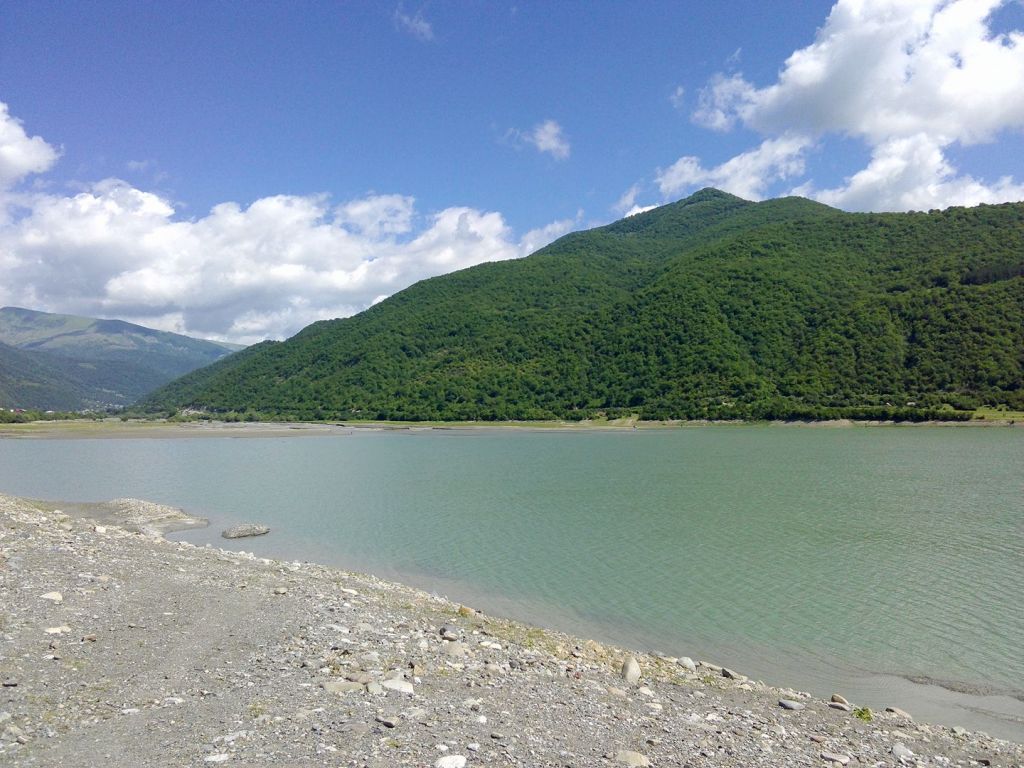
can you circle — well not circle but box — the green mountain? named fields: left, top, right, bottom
left=0, top=307, right=243, bottom=410
left=140, top=189, right=1024, bottom=421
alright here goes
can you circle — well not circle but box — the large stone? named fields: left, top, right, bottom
left=621, top=656, right=641, bottom=685
left=779, top=699, right=806, bottom=711
left=677, top=656, right=697, bottom=673
left=40, top=592, right=63, bottom=604
left=830, top=693, right=849, bottom=705
left=380, top=678, right=414, bottom=695
left=435, top=756, right=467, bottom=768
left=221, top=524, right=270, bottom=539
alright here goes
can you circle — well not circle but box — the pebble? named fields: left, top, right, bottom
left=820, top=750, right=850, bottom=765
left=435, top=756, right=467, bottom=768
left=444, top=641, right=468, bottom=658
left=40, top=591, right=63, bottom=603
left=621, top=656, right=641, bottom=685
left=615, top=749, right=651, bottom=766
left=779, top=699, right=806, bottom=711
left=203, top=756, right=231, bottom=763
left=375, top=714, right=399, bottom=728
left=891, top=743, right=914, bottom=760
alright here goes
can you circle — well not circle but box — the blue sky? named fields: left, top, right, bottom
left=1, top=1, right=1023, bottom=342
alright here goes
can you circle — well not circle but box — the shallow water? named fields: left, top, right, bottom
left=2, top=426, right=1022, bottom=739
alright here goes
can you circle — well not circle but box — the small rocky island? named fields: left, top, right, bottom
left=221, top=524, right=271, bottom=539
left=1, top=493, right=1020, bottom=766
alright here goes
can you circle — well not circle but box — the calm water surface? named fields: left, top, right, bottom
left=1, top=427, right=1022, bottom=738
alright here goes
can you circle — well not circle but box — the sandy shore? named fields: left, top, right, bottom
left=1, top=493, right=1020, bottom=767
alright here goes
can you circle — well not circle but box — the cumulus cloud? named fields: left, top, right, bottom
left=657, top=134, right=811, bottom=200
left=394, top=5, right=434, bottom=41
left=0, top=102, right=60, bottom=190
left=613, top=184, right=657, bottom=217
left=0, top=104, right=575, bottom=344
left=674, top=0, right=1024, bottom=210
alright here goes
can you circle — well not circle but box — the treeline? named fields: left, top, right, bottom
left=138, top=189, right=1024, bottom=422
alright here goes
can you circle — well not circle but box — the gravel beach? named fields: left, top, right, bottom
left=1, top=492, right=1021, bottom=767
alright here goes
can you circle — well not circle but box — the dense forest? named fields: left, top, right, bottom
left=140, top=189, right=1024, bottom=422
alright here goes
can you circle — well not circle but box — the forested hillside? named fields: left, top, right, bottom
left=140, top=189, right=1024, bottom=421
left=0, top=307, right=241, bottom=410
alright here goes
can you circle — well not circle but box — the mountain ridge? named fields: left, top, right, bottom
left=140, top=189, right=1024, bottom=421
left=0, top=307, right=244, bottom=410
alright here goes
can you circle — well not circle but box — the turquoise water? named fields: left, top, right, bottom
left=1, top=426, right=1022, bottom=738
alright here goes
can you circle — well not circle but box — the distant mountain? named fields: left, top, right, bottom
left=140, top=189, right=1024, bottom=421
left=0, top=307, right=243, bottom=410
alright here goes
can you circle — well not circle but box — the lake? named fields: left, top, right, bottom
left=1, top=425, right=1022, bottom=739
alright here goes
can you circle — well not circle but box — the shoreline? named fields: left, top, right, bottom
left=1, top=414, right=1021, bottom=439
left=2, top=492, right=1021, bottom=766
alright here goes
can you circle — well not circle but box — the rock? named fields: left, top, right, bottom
left=721, top=667, right=745, bottom=680
left=221, top=524, right=270, bottom=539
left=891, top=743, right=914, bottom=760
left=44, top=626, right=71, bottom=635
left=951, top=726, right=968, bottom=737
left=435, top=756, right=467, bottom=768
left=375, top=714, right=399, bottom=728
left=779, top=699, right=805, bottom=711
left=366, top=682, right=385, bottom=696
left=40, top=591, right=63, bottom=603
left=322, top=680, right=364, bottom=694
left=203, top=756, right=231, bottom=764
left=380, top=678, right=414, bottom=695
left=830, top=693, right=849, bottom=705
left=440, top=625, right=459, bottom=641
left=443, top=641, right=467, bottom=657
left=621, top=656, right=641, bottom=685
left=677, top=656, right=697, bottom=673
left=820, top=751, right=850, bottom=765
left=273, top=587, right=287, bottom=595
left=615, top=750, right=651, bottom=766
left=885, top=706, right=912, bottom=719
left=828, top=701, right=852, bottom=712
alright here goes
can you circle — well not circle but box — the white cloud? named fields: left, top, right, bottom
left=394, top=5, right=434, bottom=42
left=807, top=133, right=1024, bottom=211
left=613, top=184, right=657, bottom=217
left=0, top=102, right=60, bottom=190
left=522, top=119, right=571, bottom=160
left=624, top=204, right=657, bottom=218
left=676, top=0, right=1024, bottom=210
left=692, top=74, right=755, bottom=131
left=657, top=134, right=811, bottom=200
left=0, top=107, right=576, bottom=344
left=0, top=182, right=574, bottom=344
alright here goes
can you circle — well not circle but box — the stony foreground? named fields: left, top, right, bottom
left=1, top=494, right=1021, bottom=767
